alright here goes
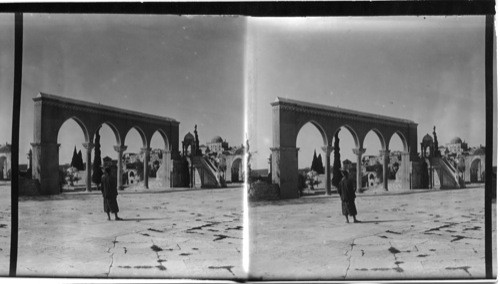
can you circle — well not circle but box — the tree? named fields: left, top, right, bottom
left=92, top=128, right=103, bottom=185
left=433, top=126, right=440, bottom=157
left=310, top=150, right=318, bottom=173
left=306, top=170, right=321, bottom=190
left=332, top=132, right=342, bottom=189
left=317, top=153, right=324, bottom=174
left=135, top=159, right=144, bottom=181
left=70, top=146, right=78, bottom=168
left=77, top=150, right=84, bottom=171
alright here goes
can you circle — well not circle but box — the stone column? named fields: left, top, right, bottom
left=82, top=142, right=95, bottom=192
left=271, top=146, right=300, bottom=199
left=142, top=147, right=151, bottom=189
left=114, top=145, right=127, bottom=190
left=400, top=152, right=410, bottom=189
left=161, top=149, right=172, bottom=188
left=380, top=149, right=390, bottom=191
left=352, top=148, right=366, bottom=193
left=31, top=142, right=61, bottom=195
left=27, top=149, right=32, bottom=177
left=321, top=145, right=333, bottom=195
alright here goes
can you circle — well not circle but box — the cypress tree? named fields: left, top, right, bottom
left=317, top=153, right=324, bottom=174
left=432, top=126, right=440, bottom=157
left=77, top=150, right=84, bottom=171
left=70, top=146, right=78, bottom=168
left=332, top=132, right=342, bottom=188
left=92, top=128, right=103, bottom=185
left=310, top=150, right=318, bottom=172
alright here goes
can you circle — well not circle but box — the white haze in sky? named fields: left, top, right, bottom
left=0, top=15, right=496, bottom=169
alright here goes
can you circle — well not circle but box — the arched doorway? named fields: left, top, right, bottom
left=0, top=156, right=6, bottom=180
left=470, top=158, right=483, bottom=182
left=57, top=117, right=88, bottom=191
left=296, top=121, right=328, bottom=194
left=231, top=158, right=243, bottom=182
left=331, top=125, right=359, bottom=191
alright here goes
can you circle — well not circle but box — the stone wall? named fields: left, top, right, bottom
left=19, top=176, right=41, bottom=196
left=248, top=181, right=280, bottom=201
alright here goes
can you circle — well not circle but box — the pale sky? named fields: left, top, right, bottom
left=0, top=15, right=496, bottom=168
left=0, top=14, right=245, bottom=164
left=247, top=16, right=495, bottom=169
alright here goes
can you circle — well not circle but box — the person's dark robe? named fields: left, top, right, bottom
left=101, top=173, right=119, bottom=213
left=338, top=177, right=357, bottom=216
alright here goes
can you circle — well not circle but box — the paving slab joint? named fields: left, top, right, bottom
left=106, top=236, right=118, bottom=277
left=343, top=239, right=355, bottom=279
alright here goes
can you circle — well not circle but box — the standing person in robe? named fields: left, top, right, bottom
left=101, top=166, right=122, bottom=221
left=338, top=170, right=359, bottom=223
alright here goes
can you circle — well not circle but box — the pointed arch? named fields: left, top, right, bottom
left=57, top=116, right=89, bottom=143
left=94, top=121, right=121, bottom=146
left=361, top=128, right=387, bottom=151
left=150, top=129, right=170, bottom=150
left=333, top=124, right=360, bottom=149
left=388, top=130, right=409, bottom=152
left=125, top=126, right=147, bottom=148
left=296, top=119, right=328, bottom=146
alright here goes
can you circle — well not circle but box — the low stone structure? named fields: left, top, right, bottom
left=0, top=143, right=11, bottom=180
left=248, top=181, right=280, bottom=201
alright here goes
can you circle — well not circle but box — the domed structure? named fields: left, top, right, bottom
left=422, top=134, right=433, bottom=143
left=472, top=148, right=485, bottom=156
left=234, top=147, right=244, bottom=155
left=211, top=136, right=224, bottom=143
left=450, top=137, right=462, bottom=144
left=183, top=132, right=194, bottom=143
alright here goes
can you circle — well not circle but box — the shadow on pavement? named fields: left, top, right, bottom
left=120, top=217, right=168, bottom=222
left=356, top=219, right=407, bottom=224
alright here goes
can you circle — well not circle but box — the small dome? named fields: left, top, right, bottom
left=472, top=148, right=485, bottom=155
left=0, top=144, right=11, bottom=153
left=234, top=147, right=244, bottom=155
left=211, top=136, right=223, bottom=143
left=450, top=137, right=462, bottom=144
left=183, top=132, right=194, bottom=143
left=422, top=134, right=433, bottom=143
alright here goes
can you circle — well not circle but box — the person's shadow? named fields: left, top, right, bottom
left=354, top=219, right=407, bottom=224
left=119, top=217, right=167, bottom=222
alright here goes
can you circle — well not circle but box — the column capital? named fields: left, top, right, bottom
left=321, top=145, right=334, bottom=155
left=141, top=147, right=152, bottom=153
left=114, top=145, right=128, bottom=153
left=31, top=142, right=60, bottom=147
left=270, top=146, right=300, bottom=153
left=380, top=149, right=390, bottom=156
left=82, top=142, right=95, bottom=151
left=352, top=148, right=366, bottom=155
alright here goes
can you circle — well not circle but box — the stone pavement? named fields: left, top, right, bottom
left=249, top=185, right=496, bottom=280
left=15, top=185, right=244, bottom=279
left=0, top=182, right=11, bottom=276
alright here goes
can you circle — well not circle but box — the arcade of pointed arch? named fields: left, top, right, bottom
left=32, top=93, right=180, bottom=195
left=271, top=97, right=419, bottom=199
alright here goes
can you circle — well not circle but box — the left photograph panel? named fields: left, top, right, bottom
left=13, top=14, right=246, bottom=278
left=0, top=13, right=14, bottom=276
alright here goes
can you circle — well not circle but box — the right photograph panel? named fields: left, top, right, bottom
left=246, top=16, right=495, bottom=280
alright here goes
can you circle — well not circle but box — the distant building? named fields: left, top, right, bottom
left=206, top=136, right=229, bottom=154
left=446, top=137, right=468, bottom=156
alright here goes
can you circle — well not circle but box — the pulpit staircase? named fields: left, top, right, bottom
left=430, top=157, right=465, bottom=189
left=191, top=156, right=226, bottom=188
